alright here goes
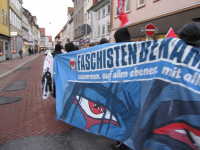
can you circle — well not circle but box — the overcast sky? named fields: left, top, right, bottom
left=22, top=0, right=73, bottom=41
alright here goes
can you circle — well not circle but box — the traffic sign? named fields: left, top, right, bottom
left=145, top=23, right=156, bottom=36
left=80, top=24, right=91, bottom=35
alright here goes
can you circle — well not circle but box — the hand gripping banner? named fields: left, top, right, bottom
left=54, top=38, right=200, bottom=150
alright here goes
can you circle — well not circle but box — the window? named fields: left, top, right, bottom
left=102, top=25, right=105, bottom=35
left=138, top=0, right=145, bottom=8
left=9, top=10, right=12, bottom=23
left=0, top=41, right=3, bottom=57
left=107, top=22, right=110, bottom=34
left=85, top=13, right=87, bottom=21
left=115, top=1, right=119, bottom=17
left=88, top=11, right=90, bottom=19
left=107, top=4, right=110, bottom=14
left=102, top=8, right=105, bottom=17
left=98, top=25, right=100, bottom=36
left=2, top=9, right=4, bottom=24
left=125, top=0, right=130, bottom=12
left=5, top=11, right=7, bottom=25
left=98, top=10, right=100, bottom=19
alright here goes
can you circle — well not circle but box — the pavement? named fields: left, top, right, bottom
left=0, top=53, right=116, bottom=150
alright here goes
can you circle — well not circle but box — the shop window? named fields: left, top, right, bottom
left=2, top=9, right=4, bottom=24
left=125, top=0, right=130, bottom=12
left=0, top=42, right=3, bottom=56
left=107, top=4, right=110, bottom=14
left=138, top=0, right=145, bottom=8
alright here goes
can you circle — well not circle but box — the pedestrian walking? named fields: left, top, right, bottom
left=32, top=49, right=34, bottom=55
left=28, top=47, right=32, bottom=56
left=18, top=49, right=23, bottom=59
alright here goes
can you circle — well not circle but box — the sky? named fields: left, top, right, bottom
left=22, top=0, right=73, bottom=41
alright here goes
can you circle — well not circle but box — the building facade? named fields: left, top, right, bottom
left=89, top=0, right=111, bottom=45
left=110, top=0, right=200, bottom=43
left=83, top=0, right=93, bottom=47
left=0, top=0, right=11, bottom=61
left=9, top=0, right=23, bottom=59
left=68, top=7, right=74, bottom=43
left=22, top=7, right=29, bottom=55
left=72, top=0, right=84, bottom=48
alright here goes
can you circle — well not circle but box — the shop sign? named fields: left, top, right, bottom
left=79, top=39, right=83, bottom=44
left=11, top=32, right=17, bottom=36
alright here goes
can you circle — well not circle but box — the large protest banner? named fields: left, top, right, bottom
left=54, top=38, right=200, bottom=150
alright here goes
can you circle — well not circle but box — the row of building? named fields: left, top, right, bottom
left=55, top=0, right=200, bottom=49
left=0, top=0, right=54, bottom=62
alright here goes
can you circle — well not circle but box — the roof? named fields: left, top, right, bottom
left=40, top=28, right=45, bottom=36
left=32, top=16, right=37, bottom=21
left=68, top=7, right=73, bottom=13
left=88, top=0, right=110, bottom=11
left=46, top=36, right=52, bottom=42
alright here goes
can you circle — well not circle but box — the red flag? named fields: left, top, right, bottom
left=165, top=28, right=177, bottom=38
left=117, top=0, right=132, bottom=27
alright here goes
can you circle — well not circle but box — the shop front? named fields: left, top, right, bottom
left=127, top=7, right=200, bottom=42
left=23, top=41, right=29, bottom=55
left=0, top=34, right=11, bottom=61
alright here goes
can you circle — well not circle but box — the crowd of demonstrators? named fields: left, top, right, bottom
left=43, top=23, right=200, bottom=150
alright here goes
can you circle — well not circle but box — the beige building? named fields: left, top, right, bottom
left=110, top=0, right=200, bottom=43
left=9, top=0, right=23, bottom=59
left=72, top=0, right=84, bottom=48
left=83, top=0, right=93, bottom=47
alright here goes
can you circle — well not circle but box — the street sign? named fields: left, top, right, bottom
left=145, top=23, right=156, bottom=36
left=80, top=24, right=91, bottom=35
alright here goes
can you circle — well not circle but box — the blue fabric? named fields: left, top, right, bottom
left=54, top=38, right=200, bottom=150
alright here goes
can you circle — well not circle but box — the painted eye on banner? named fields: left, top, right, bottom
left=89, top=101, right=105, bottom=114
left=74, top=95, right=118, bottom=123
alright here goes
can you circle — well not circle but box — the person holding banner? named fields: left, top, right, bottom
left=100, top=38, right=109, bottom=44
left=52, top=44, right=63, bottom=58
left=114, top=27, right=132, bottom=43
left=65, top=42, right=75, bottom=53
left=111, top=27, right=132, bottom=150
left=178, top=22, right=200, bottom=50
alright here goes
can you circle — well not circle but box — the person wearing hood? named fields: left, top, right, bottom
left=178, top=22, right=200, bottom=50
left=114, top=27, right=132, bottom=43
left=111, top=27, right=132, bottom=150
left=100, top=38, right=109, bottom=44
left=74, top=45, right=79, bottom=50
left=52, top=44, right=63, bottom=57
left=65, top=42, right=75, bottom=52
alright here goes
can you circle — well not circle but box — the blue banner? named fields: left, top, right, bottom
left=54, top=38, right=200, bottom=150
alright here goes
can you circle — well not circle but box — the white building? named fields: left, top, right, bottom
left=89, top=0, right=111, bottom=45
